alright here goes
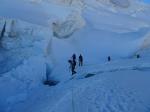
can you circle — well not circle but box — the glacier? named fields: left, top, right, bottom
left=0, top=0, right=150, bottom=112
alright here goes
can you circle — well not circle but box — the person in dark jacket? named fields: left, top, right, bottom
left=72, top=53, right=76, bottom=61
left=108, top=56, right=111, bottom=62
left=79, top=54, right=83, bottom=66
left=136, top=54, right=140, bottom=59
left=68, top=60, right=76, bottom=75
left=73, top=59, right=76, bottom=68
left=72, top=53, right=77, bottom=70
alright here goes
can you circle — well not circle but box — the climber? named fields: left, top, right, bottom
left=68, top=59, right=76, bottom=75
left=136, top=54, right=140, bottom=59
left=79, top=54, right=83, bottom=66
left=72, top=53, right=76, bottom=61
left=108, top=56, right=111, bottom=62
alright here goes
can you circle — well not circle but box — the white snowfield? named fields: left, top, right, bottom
left=0, top=0, right=150, bottom=112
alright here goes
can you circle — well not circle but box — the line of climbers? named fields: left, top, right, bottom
left=68, top=54, right=83, bottom=75
left=68, top=53, right=141, bottom=75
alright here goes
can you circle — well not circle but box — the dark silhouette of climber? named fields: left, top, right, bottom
left=108, top=56, right=111, bottom=62
left=68, top=60, right=76, bottom=75
left=79, top=54, right=83, bottom=66
left=136, top=54, right=140, bottom=59
left=72, top=53, right=76, bottom=61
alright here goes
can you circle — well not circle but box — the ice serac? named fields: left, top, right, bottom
left=52, top=12, right=85, bottom=39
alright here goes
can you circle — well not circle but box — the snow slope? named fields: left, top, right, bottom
left=1, top=0, right=150, bottom=112
left=5, top=58, right=150, bottom=112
